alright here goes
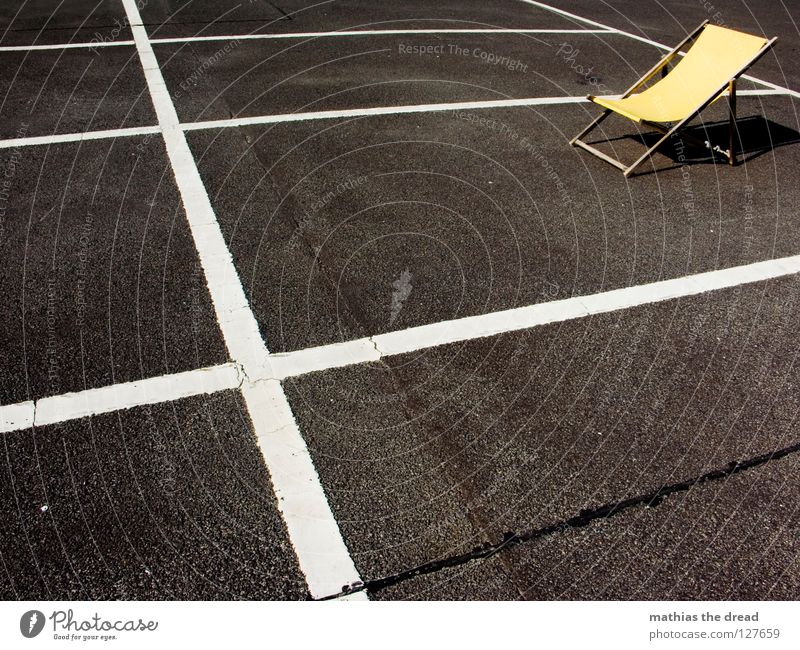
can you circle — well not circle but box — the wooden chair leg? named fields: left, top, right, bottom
left=570, top=109, right=612, bottom=145
left=572, top=36, right=776, bottom=176
left=728, top=79, right=737, bottom=165
left=624, top=128, right=679, bottom=177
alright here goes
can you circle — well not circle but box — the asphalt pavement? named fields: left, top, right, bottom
left=0, top=0, right=798, bottom=600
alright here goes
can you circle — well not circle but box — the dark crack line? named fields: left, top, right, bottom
left=265, top=3, right=293, bottom=21
left=317, top=438, right=800, bottom=600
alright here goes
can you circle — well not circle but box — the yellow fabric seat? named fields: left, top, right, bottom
left=571, top=21, right=777, bottom=176
left=589, top=25, right=769, bottom=124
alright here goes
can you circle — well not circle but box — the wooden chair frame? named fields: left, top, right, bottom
left=570, top=21, right=778, bottom=177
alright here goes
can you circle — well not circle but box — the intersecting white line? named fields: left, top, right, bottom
left=179, top=89, right=792, bottom=132
left=2, top=0, right=797, bottom=601
left=266, top=254, right=800, bottom=381
left=0, top=125, right=160, bottom=149
left=150, top=27, right=616, bottom=44
left=5, top=253, right=800, bottom=434
left=0, top=28, right=615, bottom=52
left=0, top=88, right=790, bottom=150
left=119, top=0, right=366, bottom=600
left=518, top=0, right=800, bottom=99
left=0, top=40, right=136, bottom=52
left=0, top=364, right=241, bottom=434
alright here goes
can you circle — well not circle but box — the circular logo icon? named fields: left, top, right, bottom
left=20, top=610, right=45, bottom=638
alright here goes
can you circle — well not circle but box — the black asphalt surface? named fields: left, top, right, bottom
left=550, top=0, right=800, bottom=91
left=0, top=391, right=307, bottom=599
left=157, top=32, right=666, bottom=123
left=188, top=93, right=799, bottom=353
left=372, top=452, right=800, bottom=599
left=0, top=1, right=132, bottom=47
left=0, top=46, right=155, bottom=139
left=140, top=0, right=578, bottom=39
left=1, top=0, right=799, bottom=602
left=287, top=275, right=800, bottom=596
left=0, top=137, right=226, bottom=405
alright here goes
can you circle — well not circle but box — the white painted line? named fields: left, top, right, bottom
left=734, top=89, right=799, bottom=96
left=242, top=379, right=368, bottom=601
left=269, top=339, right=380, bottom=381
left=182, top=96, right=590, bottom=131
left=0, top=125, right=160, bottom=149
left=151, top=27, right=616, bottom=44
left=35, top=364, right=241, bottom=426
left=269, top=254, right=800, bottom=378
left=180, top=88, right=792, bottom=132
left=333, top=591, right=371, bottom=601
left=121, top=0, right=365, bottom=600
left=0, top=28, right=616, bottom=52
left=6, top=252, right=800, bottom=433
left=372, top=297, right=589, bottom=357
left=738, top=74, right=800, bottom=99
left=0, top=401, right=35, bottom=434
left=518, top=0, right=620, bottom=32
left=0, top=364, right=240, bottom=434
left=0, top=88, right=788, bottom=150
left=374, top=255, right=800, bottom=354
left=0, top=40, right=135, bottom=52
left=518, top=0, right=800, bottom=99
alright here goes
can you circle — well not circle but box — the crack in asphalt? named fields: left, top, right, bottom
left=315, top=437, right=800, bottom=600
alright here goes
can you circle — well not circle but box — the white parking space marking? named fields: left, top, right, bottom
left=151, top=27, right=616, bottom=44
left=0, top=88, right=789, bottom=150
left=0, top=364, right=240, bottom=433
left=3, top=0, right=797, bottom=600
left=267, top=254, right=800, bottom=380
left=120, top=0, right=366, bottom=601
left=519, top=0, right=800, bottom=98
left=180, top=89, right=793, bottom=132
left=181, top=95, right=588, bottom=131
left=268, top=340, right=381, bottom=381
left=0, top=401, right=35, bottom=434
left=34, top=364, right=241, bottom=426
left=0, top=28, right=616, bottom=53
left=5, top=252, right=800, bottom=431
left=0, top=41, right=135, bottom=52
left=0, top=125, right=161, bottom=149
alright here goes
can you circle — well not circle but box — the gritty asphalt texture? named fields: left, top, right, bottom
left=0, top=1, right=132, bottom=47
left=0, top=46, right=155, bottom=139
left=370, top=452, right=800, bottom=600
left=188, top=93, right=799, bottom=352
left=286, top=275, right=800, bottom=592
left=156, top=32, right=665, bottom=123
left=1, top=0, right=799, bottom=601
left=0, top=137, right=227, bottom=405
left=140, top=0, right=578, bottom=39
left=0, top=391, right=308, bottom=599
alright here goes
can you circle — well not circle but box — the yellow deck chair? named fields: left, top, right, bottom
left=571, top=21, right=777, bottom=176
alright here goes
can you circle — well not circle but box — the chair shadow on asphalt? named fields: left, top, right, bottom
left=594, top=116, right=800, bottom=174
left=639, top=116, right=800, bottom=170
